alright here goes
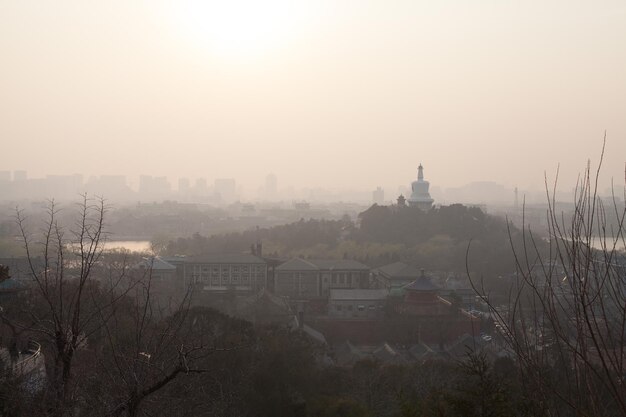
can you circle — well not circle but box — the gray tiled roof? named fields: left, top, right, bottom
left=302, top=324, right=327, bottom=345
left=277, top=258, right=369, bottom=271
left=240, top=288, right=292, bottom=312
left=160, top=256, right=187, bottom=265
left=404, top=277, right=439, bottom=291
left=311, top=259, right=369, bottom=270
left=139, top=257, right=176, bottom=271
left=375, top=262, right=423, bottom=278
left=276, top=258, right=319, bottom=271
left=373, top=343, right=404, bottom=363
left=329, top=288, right=389, bottom=301
left=409, top=342, right=436, bottom=360
left=186, top=254, right=266, bottom=264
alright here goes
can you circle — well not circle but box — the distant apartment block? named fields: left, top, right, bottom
left=265, top=173, right=277, bottom=196
left=178, top=177, right=190, bottom=192
left=13, top=170, right=27, bottom=181
left=372, top=186, right=384, bottom=205
left=214, top=178, right=237, bottom=203
left=139, top=175, right=171, bottom=200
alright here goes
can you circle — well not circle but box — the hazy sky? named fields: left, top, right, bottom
left=1, top=0, right=625, bottom=193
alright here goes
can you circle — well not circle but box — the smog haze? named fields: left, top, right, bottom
left=1, top=0, right=625, bottom=194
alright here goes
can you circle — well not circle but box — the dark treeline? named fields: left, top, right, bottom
left=161, top=217, right=348, bottom=258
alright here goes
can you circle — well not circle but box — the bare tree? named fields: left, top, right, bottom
left=469, top=142, right=626, bottom=416
left=71, top=258, right=252, bottom=417
left=0, top=195, right=134, bottom=415
left=0, top=196, right=254, bottom=417
left=92, top=277, right=202, bottom=417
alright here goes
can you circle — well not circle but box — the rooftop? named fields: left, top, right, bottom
left=185, top=253, right=267, bottom=265
left=277, top=258, right=369, bottom=271
left=375, top=262, right=423, bottom=279
left=330, top=288, right=389, bottom=301
left=138, top=257, right=176, bottom=271
left=404, top=275, right=439, bottom=291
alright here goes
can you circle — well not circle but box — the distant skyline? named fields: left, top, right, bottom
left=1, top=1, right=625, bottom=193
left=1, top=169, right=621, bottom=207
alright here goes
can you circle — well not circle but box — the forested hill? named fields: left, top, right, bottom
left=162, top=204, right=529, bottom=275
left=356, top=204, right=503, bottom=245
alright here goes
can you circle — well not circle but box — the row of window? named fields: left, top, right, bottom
left=206, top=272, right=266, bottom=278
left=195, top=275, right=261, bottom=285
left=192, top=273, right=264, bottom=278
left=278, top=274, right=358, bottom=288
left=283, top=273, right=361, bottom=281
left=335, top=304, right=382, bottom=312
left=192, top=265, right=266, bottom=273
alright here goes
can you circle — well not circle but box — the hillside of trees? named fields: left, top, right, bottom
left=162, top=204, right=536, bottom=278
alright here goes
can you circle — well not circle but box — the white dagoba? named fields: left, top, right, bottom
left=407, top=164, right=434, bottom=210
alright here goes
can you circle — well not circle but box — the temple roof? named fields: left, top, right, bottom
left=375, top=262, right=423, bottom=279
left=404, top=275, right=439, bottom=291
left=330, top=288, right=389, bottom=301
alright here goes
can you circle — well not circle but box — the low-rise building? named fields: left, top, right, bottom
left=182, top=253, right=267, bottom=294
left=371, top=262, right=424, bottom=289
left=274, top=258, right=370, bottom=299
left=328, top=288, right=389, bottom=319
left=136, top=257, right=177, bottom=282
left=237, top=289, right=294, bottom=325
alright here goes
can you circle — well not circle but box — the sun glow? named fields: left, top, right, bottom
left=173, top=1, right=310, bottom=61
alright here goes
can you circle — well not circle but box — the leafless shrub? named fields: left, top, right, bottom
left=469, top=140, right=626, bottom=417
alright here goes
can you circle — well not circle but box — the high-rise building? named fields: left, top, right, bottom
left=265, top=173, right=277, bottom=196
left=214, top=178, right=237, bottom=203
left=13, top=170, right=27, bottom=181
left=139, top=175, right=171, bottom=200
left=372, top=186, right=384, bottom=205
left=45, top=174, right=84, bottom=200
left=195, top=178, right=207, bottom=191
left=178, top=178, right=190, bottom=192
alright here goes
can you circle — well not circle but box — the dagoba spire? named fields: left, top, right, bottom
left=408, top=163, right=434, bottom=210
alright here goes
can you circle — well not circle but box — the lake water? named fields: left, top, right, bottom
left=589, top=237, right=626, bottom=251
left=103, top=240, right=152, bottom=253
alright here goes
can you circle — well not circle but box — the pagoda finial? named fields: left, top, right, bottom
left=417, top=164, right=424, bottom=181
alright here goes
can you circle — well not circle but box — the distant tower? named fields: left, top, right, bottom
left=372, top=187, right=384, bottom=205
left=397, top=194, right=406, bottom=206
left=407, top=164, right=434, bottom=210
left=265, top=173, right=277, bottom=197
left=514, top=187, right=519, bottom=209
left=178, top=178, right=190, bottom=192
left=214, top=178, right=237, bottom=203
